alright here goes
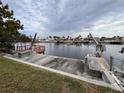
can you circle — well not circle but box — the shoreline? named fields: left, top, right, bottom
left=35, top=41, right=124, bottom=45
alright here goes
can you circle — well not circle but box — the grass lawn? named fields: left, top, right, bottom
left=0, top=57, right=122, bottom=93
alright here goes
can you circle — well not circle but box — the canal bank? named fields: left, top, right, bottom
left=0, top=56, right=123, bottom=93
left=5, top=53, right=124, bottom=91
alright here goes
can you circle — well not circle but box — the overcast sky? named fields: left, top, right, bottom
left=2, top=0, right=124, bottom=37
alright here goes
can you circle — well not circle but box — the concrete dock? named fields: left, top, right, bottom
left=5, top=54, right=124, bottom=91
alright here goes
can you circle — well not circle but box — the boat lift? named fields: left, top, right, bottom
left=85, top=33, right=123, bottom=91
left=15, top=33, right=45, bottom=56
left=89, top=33, right=106, bottom=57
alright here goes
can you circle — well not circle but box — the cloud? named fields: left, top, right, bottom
left=74, top=12, right=124, bottom=37
left=2, top=0, right=124, bottom=37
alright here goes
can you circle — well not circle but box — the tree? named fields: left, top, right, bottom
left=0, top=1, right=30, bottom=52
left=49, top=36, right=52, bottom=39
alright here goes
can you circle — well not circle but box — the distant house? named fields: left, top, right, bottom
left=100, top=36, right=123, bottom=44
left=100, top=37, right=113, bottom=42
left=120, top=37, right=124, bottom=43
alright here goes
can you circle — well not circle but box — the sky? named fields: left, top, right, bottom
left=2, top=0, right=124, bottom=38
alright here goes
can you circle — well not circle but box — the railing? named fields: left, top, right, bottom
left=15, top=45, right=31, bottom=51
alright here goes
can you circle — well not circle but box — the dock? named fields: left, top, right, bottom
left=85, top=54, right=124, bottom=91
left=5, top=53, right=124, bottom=91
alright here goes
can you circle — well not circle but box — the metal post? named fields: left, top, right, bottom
left=30, top=33, right=37, bottom=49
left=110, top=56, right=113, bottom=71
left=121, top=56, right=124, bottom=71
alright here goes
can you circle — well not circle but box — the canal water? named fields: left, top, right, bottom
left=15, top=43, right=124, bottom=70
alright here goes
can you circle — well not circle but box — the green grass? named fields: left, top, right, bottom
left=0, top=57, right=123, bottom=93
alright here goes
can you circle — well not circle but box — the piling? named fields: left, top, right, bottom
left=110, top=56, right=113, bottom=71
